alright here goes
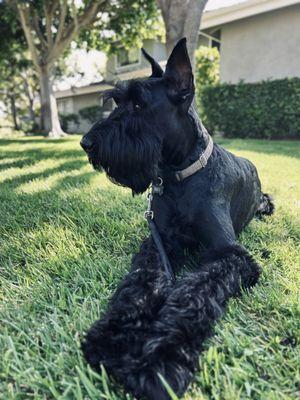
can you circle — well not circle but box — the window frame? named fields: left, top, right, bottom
left=115, top=47, right=141, bottom=71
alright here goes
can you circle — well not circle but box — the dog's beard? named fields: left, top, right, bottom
left=88, top=117, right=162, bottom=194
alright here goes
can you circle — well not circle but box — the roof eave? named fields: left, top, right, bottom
left=201, top=0, right=300, bottom=29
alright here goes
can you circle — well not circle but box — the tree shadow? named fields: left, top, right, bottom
left=0, top=158, right=37, bottom=171
left=1, top=158, right=89, bottom=190
left=0, top=147, right=85, bottom=165
left=0, top=134, right=81, bottom=146
left=0, top=163, right=144, bottom=272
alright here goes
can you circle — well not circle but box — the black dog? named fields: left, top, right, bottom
left=80, top=38, right=274, bottom=399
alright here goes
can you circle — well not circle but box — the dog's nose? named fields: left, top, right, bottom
left=80, top=136, right=93, bottom=152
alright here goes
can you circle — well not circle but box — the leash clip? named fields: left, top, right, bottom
left=144, top=192, right=154, bottom=220
left=144, top=177, right=163, bottom=220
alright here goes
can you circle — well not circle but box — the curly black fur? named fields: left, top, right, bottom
left=256, top=193, right=275, bottom=218
left=80, top=39, right=274, bottom=400
left=82, top=244, right=261, bottom=399
left=82, top=238, right=172, bottom=375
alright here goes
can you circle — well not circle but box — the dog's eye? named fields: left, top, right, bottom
left=133, top=103, right=142, bottom=111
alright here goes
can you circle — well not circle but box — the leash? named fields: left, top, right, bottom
left=144, top=178, right=175, bottom=282
left=143, top=134, right=213, bottom=282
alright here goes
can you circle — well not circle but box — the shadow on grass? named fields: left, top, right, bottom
left=0, top=158, right=37, bottom=171
left=216, top=138, right=300, bottom=159
left=0, top=134, right=81, bottom=146
left=1, top=159, right=89, bottom=189
left=0, top=147, right=85, bottom=167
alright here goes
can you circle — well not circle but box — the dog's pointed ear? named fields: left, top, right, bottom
left=164, top=38, right=194, bottom=104
left=141, top=48, right=164, bottom=78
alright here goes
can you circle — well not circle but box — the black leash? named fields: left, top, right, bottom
left=144, top=179, right=175, bottom=282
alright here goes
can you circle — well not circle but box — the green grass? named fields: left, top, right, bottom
left=0, top=135, right=299, bottom=400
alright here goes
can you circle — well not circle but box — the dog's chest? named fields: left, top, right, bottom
left=152, top=184, right=199, bottom=246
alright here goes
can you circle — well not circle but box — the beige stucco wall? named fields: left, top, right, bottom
left=220, top=4, right=300, bottom=83
left=71, top=93, right=100, bottom=113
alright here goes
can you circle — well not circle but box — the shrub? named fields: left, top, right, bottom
left=201, top=78, right=300, bottom=139
left=59, top=113, right=79, bottom=133
left=195, top=46, right=220, bottom=93
left=79, top=106, right=102, bottom=123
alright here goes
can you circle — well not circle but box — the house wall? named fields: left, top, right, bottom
left=57, top=92, right=112, bottom=133
left=106, top=39, right=167, bottom=82
left=57, top=92, right=100, bottom=115
left=71, top=93, right=100, bottom=113
left=220, top=4, right=300, bottom=83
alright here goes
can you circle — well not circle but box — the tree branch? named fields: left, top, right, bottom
left=48, top=0, right=107, bottom=65
left=44, top=2, right=54, bottom=48
left=54, top=0, right=68, bottom=48
left=71, top=0, right=79, bottom=32
left=47, top=0, right=60, bottom=20
left=32, top=9, right=48, bottom=50
left=17, top=4, right=40, bottom=69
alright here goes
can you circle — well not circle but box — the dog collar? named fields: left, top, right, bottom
left=174, top=134, right=213, bottom=182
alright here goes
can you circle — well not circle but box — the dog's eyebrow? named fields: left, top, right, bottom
left=102, top=80, right=152, bottom=105
left=128, top=80, right=152, bottom=105
left=102, top=85, right=126, bottom=104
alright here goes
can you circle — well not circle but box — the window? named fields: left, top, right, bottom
left=212, top=38, right=221, bottom=51
left=116, top=48, right=140, bottom=69
left=199, top=29, right=221, bottom=51
left=58, top=98, right=73, bottom=115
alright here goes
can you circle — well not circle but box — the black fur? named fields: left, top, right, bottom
left=80, top=38, right=274, bottom=399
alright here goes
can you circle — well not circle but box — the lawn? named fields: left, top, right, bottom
left=0, top=135, right=299, bottom=400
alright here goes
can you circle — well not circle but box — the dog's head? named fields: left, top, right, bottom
left=80, top=38, right=195, bottom=194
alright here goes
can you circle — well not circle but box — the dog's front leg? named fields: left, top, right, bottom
left=125, top=244, right=261, bottom=400
left=82, top=237, right=172, bottom=385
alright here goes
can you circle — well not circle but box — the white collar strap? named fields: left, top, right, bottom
left=175, top=135, right=213, bottom=182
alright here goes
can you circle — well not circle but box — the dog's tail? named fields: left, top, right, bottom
left=256, top=193, right=275, bottom=218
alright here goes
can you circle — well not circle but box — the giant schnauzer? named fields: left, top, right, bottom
left=80, top=38, right=274, bottom=399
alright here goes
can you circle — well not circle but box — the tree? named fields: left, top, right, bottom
left=0, top=2, right=33, bottom=131
left=157, top=0, right=209, bottom=67
left=9, top=1, right=110, bottom=137
left=8, top=0, right=159, bottom=137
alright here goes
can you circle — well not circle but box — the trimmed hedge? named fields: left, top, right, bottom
left=201, top=78, right=300, bottom=139
left=59, top=113, right=79, bottom=133
left=78, top=106, right=103, bottom=123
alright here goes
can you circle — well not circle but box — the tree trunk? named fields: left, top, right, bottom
left=39, top=66, right=66, bottom=138
left=158, top=0, right=208, bottom=70
left=23, top=77, right=37, bottom=129
left=184, top=0, right=208, bottom=68
left=9, top=94, right=20, bottom=130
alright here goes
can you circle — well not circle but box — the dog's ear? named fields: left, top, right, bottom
left=141, top=48, right=164, bottom=78
left=164, top=38, right=194, bottom=105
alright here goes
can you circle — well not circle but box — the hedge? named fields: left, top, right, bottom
left=59, top=113, right=79, bottom=133
left=59, top=106, right=103, bottom=133
left=78, top=105, right=103, bottom=123
left=201, top=78, right=300, bottom=139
